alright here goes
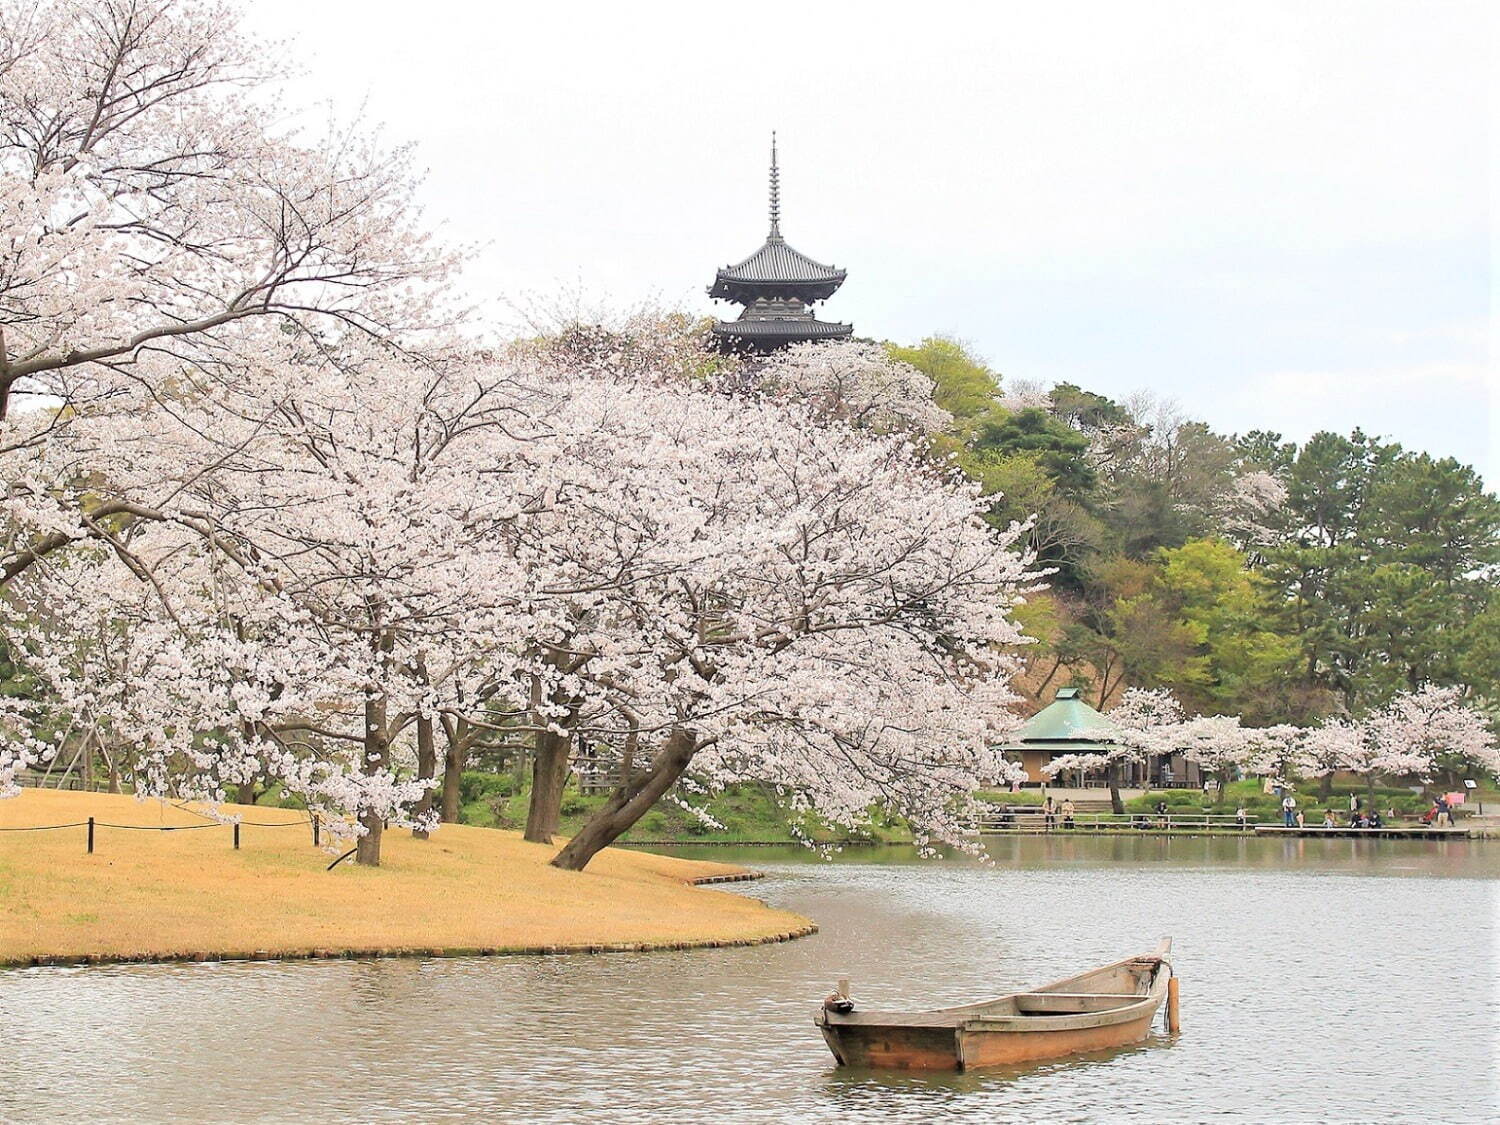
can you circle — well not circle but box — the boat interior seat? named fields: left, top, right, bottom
left=1012, top=992, right=1138, bottom=1014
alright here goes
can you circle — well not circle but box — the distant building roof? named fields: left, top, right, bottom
left=999, top=687, right=1126, bottom=750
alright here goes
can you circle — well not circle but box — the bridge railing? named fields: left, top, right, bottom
left=974, top=810, right=1255, bottom=832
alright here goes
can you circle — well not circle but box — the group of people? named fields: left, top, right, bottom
left=1320, top=806, right=1387, bottom=829
left=1277, top=791, right=1418, bottom=830
left=1003, top=789, right=1460, bottom=833
left=1040, top=796, right=1076, bottom=829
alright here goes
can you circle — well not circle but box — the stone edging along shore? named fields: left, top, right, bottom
left=4, top=869, right=819, bottom=970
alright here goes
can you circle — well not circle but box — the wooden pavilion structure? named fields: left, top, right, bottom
left=1000, top=688, right=1202, bottom=789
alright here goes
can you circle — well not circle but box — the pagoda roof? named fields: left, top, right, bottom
left=712, top=235, right=846, bottom=289
left=708, top=134, right=848, bottom=305
left=712, top=318, right=852, bottom=344
left=998, top=688, right=1126, bottom=750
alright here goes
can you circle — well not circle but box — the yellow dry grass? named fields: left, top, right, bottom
left=0, top=789, right=813, bottom=965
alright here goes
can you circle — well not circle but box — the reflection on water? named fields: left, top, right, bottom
left=2, top=837, right=1496, bottom=1123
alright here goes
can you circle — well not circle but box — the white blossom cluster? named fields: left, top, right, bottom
left=1040, top=685, right=1498, bottom=786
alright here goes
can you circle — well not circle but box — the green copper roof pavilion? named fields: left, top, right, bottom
left=709, top=134, right=852, bottom=353
left=1000, top=688, right=1203, bottom=789
left=1001, top=687, right=1126, bottom=753
left=999, top=687, right=1127, bottom=785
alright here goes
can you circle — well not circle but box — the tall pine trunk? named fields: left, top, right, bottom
left=551, top=729, right=696, bottom=872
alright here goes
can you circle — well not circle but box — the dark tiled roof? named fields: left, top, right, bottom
left=716, top=235, right=845, bottom=285
left=712, top=318, right=852, bottom=340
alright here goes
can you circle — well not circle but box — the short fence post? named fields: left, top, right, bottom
left=233, top=823, right=241, bottom=850
left=87, top=817, right=95, bottom=854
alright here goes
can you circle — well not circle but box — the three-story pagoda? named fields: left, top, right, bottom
left=709, top=135, right=852, bottom=352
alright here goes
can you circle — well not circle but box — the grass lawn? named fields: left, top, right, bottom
left=459, top=774, right=915, bottom=844
left=0, top=789, right=812, bottom=967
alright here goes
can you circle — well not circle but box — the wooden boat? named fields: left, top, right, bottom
left=815, top=938, right=1174, bottom=1071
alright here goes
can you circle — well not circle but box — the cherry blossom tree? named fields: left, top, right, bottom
left=1290, top=719, right=1365, bottom=799
left=465, top=361, right=1034, bottom=869
left=748, top=340, right=950, bottom=434
left=1, top=0, right=459, bottom=588
left=1362, top=685, right=1498, bottom=788
left=5, top=338, right=1040, bottom=872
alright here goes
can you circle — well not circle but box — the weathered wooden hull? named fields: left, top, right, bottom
left=820, top=1004, right=1161, bottom=1070
left=816, top=940, right=1172, bottom=1072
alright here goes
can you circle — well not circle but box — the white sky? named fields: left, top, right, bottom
left=245, top=0, right=1494, bottom=482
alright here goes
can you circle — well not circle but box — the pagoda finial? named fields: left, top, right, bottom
left=769, top=131, right=781, bottom=239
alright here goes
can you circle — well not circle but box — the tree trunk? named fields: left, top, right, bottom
left=107, top=756, right=122, bottom=794
left=1108, top=760, right=1125, bottom=815
left=355, top=688, right=389, bottom=867
left=412, top=713, right=437, bottom=840
left=236, top=720, right=260, bottom=806
left=551, top=730, right=697, bottom=872
left=524, top=727, right=572, bottom=844
left=1319, top=771, right=1334, bottom=800
left=440, top=722, right=466, bottom=824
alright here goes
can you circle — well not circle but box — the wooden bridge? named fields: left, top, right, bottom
left=974, top=808, right=1482, bottom=838
left=1251, top=824, right=1470, bottom=839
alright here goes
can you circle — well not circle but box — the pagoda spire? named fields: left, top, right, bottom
left=768, top=131, right=781, bottom=239
left=707, top=134, right=852, bottom=353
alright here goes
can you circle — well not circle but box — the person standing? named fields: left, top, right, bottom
left=1235, top=805, right=1248, bottom=831
left=1282, top=793, right=1298, bottom=827
left=1436, top=794, right=1452, bottom=827
left=1349, top=792, right=1359, bottom=816
left=1061, top=798, right=1076, bottom=829
left=1043, top=795, right=1056, bottom=831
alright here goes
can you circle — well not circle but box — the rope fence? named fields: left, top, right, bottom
left=0, top=814, right=323, bottom=852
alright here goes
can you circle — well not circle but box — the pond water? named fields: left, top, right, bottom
left=4, top=836, right=1497, bottom=1123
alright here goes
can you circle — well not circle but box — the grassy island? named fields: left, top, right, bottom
left=0, top=790, right=815, bottom=968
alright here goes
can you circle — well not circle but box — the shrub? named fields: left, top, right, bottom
left=459, top=771, right=516, bottom=805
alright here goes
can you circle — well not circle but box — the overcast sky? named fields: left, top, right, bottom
left=246, top=0, right=1494, bottom=483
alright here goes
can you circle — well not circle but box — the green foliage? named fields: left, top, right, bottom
left=971, top=409, right=1096, bottom=497
left=1049, top=383, right=1133, bottom=434
left=886, top=336, right=998, bottom=420
left=1263, top=431, right=1499, bottom=712
left=458, top=770, right=517, bottom=805
left=459, top=778, right=914, bottom=844
left=882, top=327, right=1500, bottom=725
left=1152, top=538, right=1301, bottom=720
